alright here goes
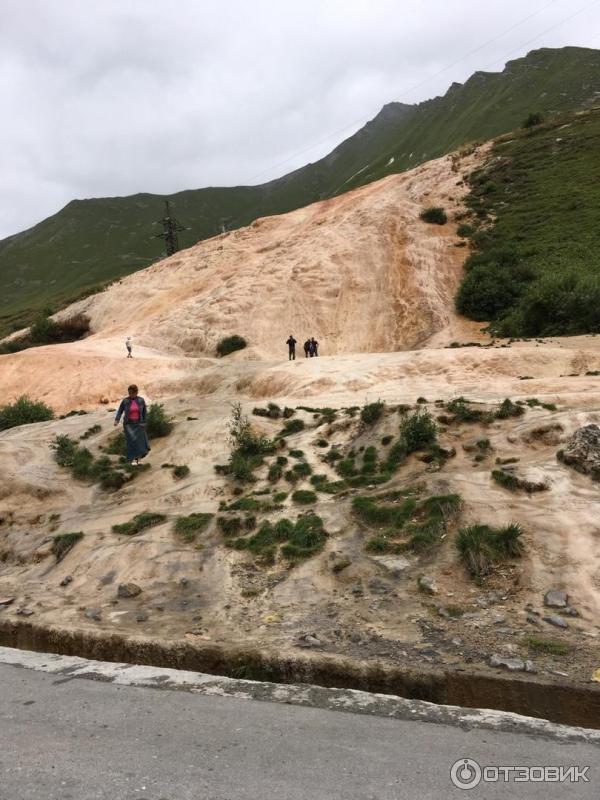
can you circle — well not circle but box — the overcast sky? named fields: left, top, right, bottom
left=1, top=0, right=599, bottom=239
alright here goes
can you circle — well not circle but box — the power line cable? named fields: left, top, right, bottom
left=481, top=0, right=600, bottom=68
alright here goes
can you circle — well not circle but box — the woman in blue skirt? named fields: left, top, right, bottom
left=114, top=384, right=150, bottom=463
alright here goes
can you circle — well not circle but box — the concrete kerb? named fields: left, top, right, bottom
left=1, top=637, right=600, bottom=743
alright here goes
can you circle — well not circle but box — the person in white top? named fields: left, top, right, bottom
left=125, top=337, right=133, bottom=358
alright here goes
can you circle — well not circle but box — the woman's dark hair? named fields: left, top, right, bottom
left=128, top=384, right=138, bottom=394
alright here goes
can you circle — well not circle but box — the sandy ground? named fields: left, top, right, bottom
left=1, top=145, right=599, bottom=684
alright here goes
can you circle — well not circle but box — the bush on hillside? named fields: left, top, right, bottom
left=0, top=395, right=54, bottom=430
left=522, top=112, right=544, bottom=129
left=146, top=403, right=174, bottom=438
left=29, top=315, right=61, bottom=343
left=400, top=410, right=437, bottom=453
left=420, top=207, right=447, bottom=225
left=457, top=223, right=474, bottom=238
left=216, top=335, right=247, bottom=357
left=360, top=400, right=385, bottom=425
left=226, top=403, right=274, bottom=482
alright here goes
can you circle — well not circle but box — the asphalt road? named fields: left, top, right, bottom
left=0, top=659, right=598, bottom=800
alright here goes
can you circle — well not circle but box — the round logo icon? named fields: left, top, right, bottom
left=450, top=758, right=482, bottom=790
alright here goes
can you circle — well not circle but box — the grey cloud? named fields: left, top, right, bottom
left=1, top=0, right=599, bottom=237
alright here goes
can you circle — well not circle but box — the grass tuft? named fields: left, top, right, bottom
left=52, top=532, right=84, bottom=562
left=456, top=522, right=523, bottom=577
left=112, top=512, right=166, bottom=536
left=174, top=513, right=213, bottom=542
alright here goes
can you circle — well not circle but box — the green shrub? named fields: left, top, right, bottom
left=313, top=479, right=347, bottom=494
left=50, top=434, right=140, bottom=491
left=400, top=410, right=437, bottom=453
left=420, top=207, right=447, bottom=225
left=225, top=497, right=261, bottom=512
left=365, top=537, right=391, bottom=553
left=172, top=465, right=190, bottom=479
left=456, top=522, right=523, bottom=577
left=146, top=404, right=174, bottom=438
left=381, top=435, right=393, bottom=446
left=363, top=446, right=378, bottom=463
left=216, top=335, right=247, bottom=357
left=112, top=512, right=166, bottom=535
left=268, top=462, right=283, bottom=482
left=289, top=449, right=304, bottom=458
left=495, top=398, right=525, bottom=419
left=229, top=451, right=260, bottom=482
left=0, top=395, right=54, bottom=430
left=402, top=494, right=461, bottom=552
left=491, top=470, right=547, bottom=493
left=80, top=424, right=102, bottom=440
left=273, top=491, right=288, bottom=503
left=360, top=400, right=385, bottom=425
left=226, top=403, right=274, bottom=482
left=383, top=439, right=408, bottom=472
left=284, top=469, right=299, bottom=484
left=104, top=431, right=126, bottom=455
left=293, top=461, right=312, bottom=478
left=29, top=315, right=61, bottom=343
left=457, top=223, right=474, bottom=238
left=217, top=516, right=244, bottom=537
left=445, top=397, right=492, bottom=424
left=227, top=513, right=327, bottom=563
left=25, top=313, right=90, bottom=346
left=421, top=494, right=461, bottom=519
left=52, top=532, right=84, bottom=562
left=352, top=496, right=416, bottom=528
left=337, top=458, right=357, bottom=478
left=174, top=513, right=213, bottom=542
left=324, top=448, right=342, bottom=463
left=523, top=112, right=544, bottom=129
left=280, top=419, right=305, bottom=437
left=281, top=514, right=327, bottom=561
left=292, top=489, right=317, bottom=504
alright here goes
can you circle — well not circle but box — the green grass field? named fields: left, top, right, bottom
left=456, top=106, right=600, bottom=336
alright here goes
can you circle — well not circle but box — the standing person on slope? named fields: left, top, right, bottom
left=286, top=334, right=297, bottom=361
left=125, top=337, right=133, bottom=358
left=310, top=337, right=319, bottom=357
left=114, top=384, right=150, bottom=464
left=303, top=339, right=311, bottom=358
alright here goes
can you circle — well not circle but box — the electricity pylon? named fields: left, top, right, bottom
left=154, top=200, right=186, bottom=256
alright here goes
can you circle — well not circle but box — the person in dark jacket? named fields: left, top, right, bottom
left=114, top=384, right=150, bottom=463
left=303, top=339, right=311, bottom=358
left=286, top=335, right=297, bottom=361
left=310, top=337, right=319, bottom=357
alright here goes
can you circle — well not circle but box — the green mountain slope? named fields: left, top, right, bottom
left=1, top=46, right=599, bottom=335
left=456, top=106, right=600, bottom=337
